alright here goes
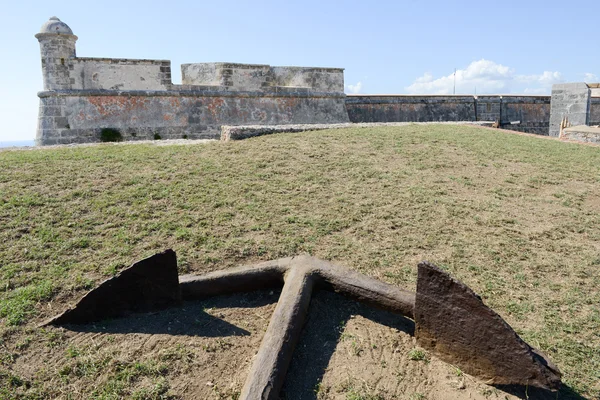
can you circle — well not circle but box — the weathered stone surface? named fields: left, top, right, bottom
left=346, top=95, right=552, bottom=135
left=35, top=17, right=77, bottom=92
left=549, top=82, right=591, bottom=137
left=560, top=125, right=600, bottom=144
left=414, top=261, right=561, bottom=390
left=36, top=90, right=350, bottom=145
left=44, top=249, right=180, bottom=325
left=69, top=58, right=170, bottom=91
left=181, top=63, right=344, bottom=93
left=591, top=97, right=600, bottom=126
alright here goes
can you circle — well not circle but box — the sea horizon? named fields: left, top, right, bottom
left=0, top=140, right=36, bottom=148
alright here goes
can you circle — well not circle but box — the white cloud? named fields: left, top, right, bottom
left=517, top=71, right=563, bottom=93
left=405, top=59, right=564, bottom=95
left=345, top=81, right=363, bottom=94
left=584, top=72, right=599, bottom=82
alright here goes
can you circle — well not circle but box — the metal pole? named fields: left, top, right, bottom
left=453, top=68, right=456, bottom=95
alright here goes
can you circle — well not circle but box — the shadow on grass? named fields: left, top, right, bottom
left=281, top=290, right=415, bottom=400
left=64, top=289, right=280, bottom=337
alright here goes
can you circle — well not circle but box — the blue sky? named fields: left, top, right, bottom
left=1, top=0, right=599, bottom=141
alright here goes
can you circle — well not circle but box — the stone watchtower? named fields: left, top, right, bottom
left=35, top=17, right=77, bottom=90
left=35, top=17, right=77, bottom=145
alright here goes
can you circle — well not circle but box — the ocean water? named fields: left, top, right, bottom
left=0, top=140, right=35, bottom=148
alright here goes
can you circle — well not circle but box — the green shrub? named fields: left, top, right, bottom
left=153, top=133, right=162, bottom=140
left=100, top=128, right=122, bottom=142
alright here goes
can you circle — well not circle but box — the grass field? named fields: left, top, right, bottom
left=0, top=125, right=599, bottom=398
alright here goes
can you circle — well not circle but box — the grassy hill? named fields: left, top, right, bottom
left=1, top=125, right=599, bottom=398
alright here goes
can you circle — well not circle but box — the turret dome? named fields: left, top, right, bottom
left=38, top=17, right=74, bottom=35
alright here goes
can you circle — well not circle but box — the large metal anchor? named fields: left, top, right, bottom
left=44, top=250, right=561, bottom=398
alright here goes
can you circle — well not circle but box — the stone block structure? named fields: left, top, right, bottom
left=549, top=83, right=592, bottom=137
left=560, top=125, right=600, bottom=143
left=35, top=17, right=348, bottom=145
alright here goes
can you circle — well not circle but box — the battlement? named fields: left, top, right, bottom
left=181, top=63, right=344, bottom=93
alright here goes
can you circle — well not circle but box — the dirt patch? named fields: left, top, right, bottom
left=10, top=291, right=280, bottom=399
left=6, top=289, right=542, bottom=399
left=283, top=291, right=527, bottom=400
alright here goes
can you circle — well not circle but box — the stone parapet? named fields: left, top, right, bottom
left=346, top=95, right=551, bottom=135
left=182, top=62, right=344, bottom=93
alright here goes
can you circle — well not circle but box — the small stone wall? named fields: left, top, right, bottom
left=221, top=121, right=495, bottom=141
left=495, top=96, right=551, bottom=135
left=561, top=125, right=600, bottom=144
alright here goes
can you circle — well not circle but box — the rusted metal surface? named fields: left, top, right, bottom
left=415, top=262, right=561, bottom=390
left=43, top=250, right=180, bottom=326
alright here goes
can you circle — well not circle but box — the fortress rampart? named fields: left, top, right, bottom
left=35, top=18, right=348, bottom=145
left=346, top=95, right=557, bottom=135
left=35, top=17, right=600, bottom=145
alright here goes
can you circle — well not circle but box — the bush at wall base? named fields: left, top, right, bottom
left=100, top=128, right=123, bottom=142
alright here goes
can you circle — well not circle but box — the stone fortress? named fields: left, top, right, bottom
left=35, top=17, right=600, bottom=145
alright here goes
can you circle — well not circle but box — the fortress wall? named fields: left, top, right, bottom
left=346, top=95, right=552, bottom=135
left=345, top=95, right=477, bottom=123
left=36, top=90, right=349, bottom=145
left=36, top=19, right=599, bottom=145
left=495, top=96, right=551, bottom=135
left=69, top=58, right=171, bottom=91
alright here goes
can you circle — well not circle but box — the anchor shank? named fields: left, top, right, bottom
left=239, top=264, right=314, bottom=400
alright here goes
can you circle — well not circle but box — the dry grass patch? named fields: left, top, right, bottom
left=0, top=124, right=599, bottom=398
